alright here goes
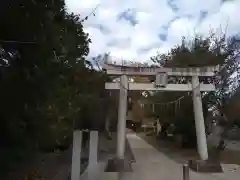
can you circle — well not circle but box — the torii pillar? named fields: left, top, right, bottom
left=192, top=76, right=208, bottom=160
left=117, top=75, right=128, bottom=159
left=190, top=76, right=222, bottom=173
left=105, top=74, right=130, bottom=172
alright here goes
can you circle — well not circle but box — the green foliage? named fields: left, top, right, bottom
left=0, top=1, right=107, bottom=175
left=204, top=36, right=240, bottom=115
left=151, top=34, right=236, bottom=67
left=150, top=34, right=240, bottom=145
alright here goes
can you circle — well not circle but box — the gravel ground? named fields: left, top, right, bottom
left=2, top=148, right=89, bottom=180
left=3, top=132, right=136, bottom=180
left=138, top=133, right=240, bottom=165
left=3, top=150, right=71, bottom=180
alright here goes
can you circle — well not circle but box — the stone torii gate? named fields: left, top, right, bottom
left=103, top=59, right=219, bottom=165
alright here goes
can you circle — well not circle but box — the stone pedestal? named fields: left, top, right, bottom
left=188, top=146, right=223, bottom=173
left=105, top=157, right=133, bottom=172
left=188, top=159, right=223, bottom=173
left=188, top=147, right=223, bottom=173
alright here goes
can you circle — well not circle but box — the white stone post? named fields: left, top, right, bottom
left=192, top=76, right=208, bottom=160
left=117, top=75, right=128, bottom=159
left=71, top=130, right=82, bottom=180
left=88, top=131, right=99, bottom=180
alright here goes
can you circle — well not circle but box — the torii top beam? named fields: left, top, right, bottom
left=102, top=62, right=219, bottom=77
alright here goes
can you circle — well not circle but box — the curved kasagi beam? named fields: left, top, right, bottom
left=103, top=62, right=219, bottom=76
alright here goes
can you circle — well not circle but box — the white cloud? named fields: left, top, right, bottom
left=65, top=0, right=240, bottom=62
left=167, top=17, right=199, bottom=45
left=195, top=0, right=240, bottom=37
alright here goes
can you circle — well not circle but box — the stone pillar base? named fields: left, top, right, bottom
left=188, top=160, right=223, bottom=173
left=105, top=157, right=133, bottom=172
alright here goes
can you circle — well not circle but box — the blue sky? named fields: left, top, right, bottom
left=66, top=0, right=240, bottom=63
